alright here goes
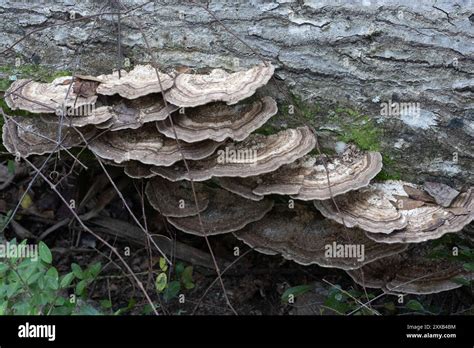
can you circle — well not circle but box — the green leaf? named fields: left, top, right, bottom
left=45, top=267, right=59, bottom=290
left=181, top=266, right=193, bottom=285
left=54, top=297, right=66, bottom=306
left=462, top=262, right=474, bottom=272
left=7, top=160, right=15, bottom=175
left=51, top=306, right=72, bottom=315
left=6, top=282, right=21, bottom=297
left=0, top=301, right=8, bottom=315
left=406, top=299, right=425, bottom=312
left=26, top=272, right=42, bottom=285
left=159, top=257, right=168, bottom=272
left=75, top=304, right=101, bottom=315
left=100, top=299, right=112, bottom=309
left=141, top=304, right=154, bottom=315
left=181, top=266, right=195, bottom=289
left=452, top=277, right=471, bottom=286
left=71, top=263, right=84, bottom=279
left=175, top=262, right=185, bottom=276
left=163, top=280, right=181, bottom=302
left=38, top=241, right=52, bottom=264
left=60, top=272, right=75, bottom=288
left=184, top=282, right=195, bottom=290
left=12, top=301, right=31, bottom=315
left=75, top=279, right=87, bottom=296
left=281, top=285, right=312, bottom=302
left=87, top=262, right=101, bottom=279
left=155, top=272, right=167, bottom=292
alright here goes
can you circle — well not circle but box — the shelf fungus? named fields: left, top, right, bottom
left=96, top=65, right=174, bottom=99
left=88, top=124, right=221, bottom=166
left=423, top=181, right=460, bottom=208
left=40, top=110, right=112, bottom=128
left=156, top=96, right=277, bottom=142
left=73, top=75, right=101, bottom=97
left=124, top=161, right=157, bottom=179
left=164, top=62, right=275, bottom=107
left=166, top=188, right=274, bottom=236
left=313, top=181, right=408, bottom=234
left=365, top=188, right=473, bottom=244
left=252, top=145, right=382, bottom=200
left=145, top=176, right=210, bottom=217
left=3, top=115, right=95, bottom=157
left=314, top=180, right=474, bottom=243
left=93, top=96, right=178, bottom=131
left=216, top=177, right=264, bottom=201
left=346, top=247, right=474, bottom=294
left=5, top=77, right=98, bottom=114
left=151, top=126, right=316, bottom=181
left=234, top=204, right=407, bottom=270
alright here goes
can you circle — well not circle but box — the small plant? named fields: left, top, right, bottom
left=155, top=258, right=195, bottom=302
left=0, top=238, right=103, bottom=315
left=324, top=285, right=376, bottom=315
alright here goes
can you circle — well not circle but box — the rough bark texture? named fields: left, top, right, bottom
left=0, top=0, right=472, bottom=186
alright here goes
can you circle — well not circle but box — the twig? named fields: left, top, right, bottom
left=118, top=0, right=237, bottom=315
left=21, top=156, right=160, bottom=315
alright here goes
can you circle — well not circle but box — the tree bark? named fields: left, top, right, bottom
left=0, top=0, right=472, bottom=186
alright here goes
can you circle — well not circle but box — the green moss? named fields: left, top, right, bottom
left=0, top=64, right=71, bottom=83
left=375, top=169, right=401, bottom=181
left=0, top=64, right=72, bottom=118
left=375, top=154, right=402, bottom=181
left=0, top=64, right=71, bottom=94
left=283, top=93, right=320, bottom=126
left=0, top=98, right=35, bottom=118
left=339, top=125, right=381, bottom=152
left=253, top=123, right=280, bottom=136
left=327, top=108, right=382, bottom=152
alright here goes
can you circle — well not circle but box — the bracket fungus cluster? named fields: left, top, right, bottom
left=3, top=61, right=473, bottom=296
left=5, top=77, right=98, bottom=114
left=314, top=180, right=473, bottom=244
left=234, top=203, right=407, bottom=270
left=347, top=246, right=474, bottom=295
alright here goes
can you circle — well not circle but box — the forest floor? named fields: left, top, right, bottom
left=1, top=156, right=472, bottom=316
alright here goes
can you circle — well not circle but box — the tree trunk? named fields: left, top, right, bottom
left=0, top=0, right=472, bottom=186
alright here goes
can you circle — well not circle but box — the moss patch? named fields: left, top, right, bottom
left=0, top=64, right=72, bottom=122
left=376, top=154, right=402, bottom=181
left=253, top=123, right=280, bottom=136
left=0, top=64, right=70, bottom=85
left=280, top=93, right=320, bottom=127
left=327, top=107, right=382, bottom=152
left=278, top=94, right=405, bottom=180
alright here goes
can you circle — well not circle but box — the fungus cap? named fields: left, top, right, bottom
left=347, top=247, right=474, bottom=294
left=151, top=126, right=316, bottom=181
left=96, top=65, right=174, bottom=99
left=5, top=77, right=97, bottom=114
left=88, top=124, right=221, bottom=166
left=145, top=177, right=210, bottom=217
left=164, top=62, right=274, bottom=107
left=253, top=146, right=383, bottom=200
left=3, top=115, right=95, bottom=157
left=166, top=188, right=274, bottom=236
left=156, top=96, right=277, bottom=142
left=235, top=203, right=407, bottom=270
